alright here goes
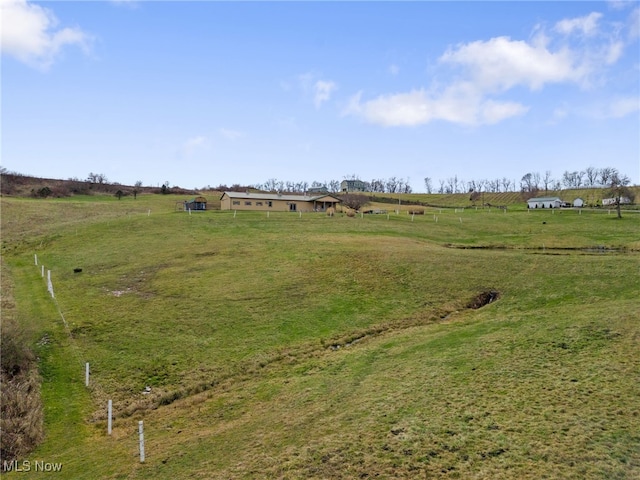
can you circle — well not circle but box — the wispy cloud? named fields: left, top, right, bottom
left=388, top=64, right=400, bottom=76
left=344, top=10, right=633, bottom=127
left=297, top=72, right=337, bottom=108
left=344, top=87, right=528, bottom=127
left=1, top=0, right=92, bottom=70
left=180, top=136, right=208, bottom=157
left=600, top=96, right=640, bottom=118
left=554, top=12, right=602, bottom=36
left=219, top=128, right=244, bottom=140
left=313, top=80, right=337, bottom=108
left=109, top=0, right=140, bottom=10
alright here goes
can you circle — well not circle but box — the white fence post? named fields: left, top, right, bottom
left=35, top=254, right=38, bottom=266
left=138, top=421, right=145, bottom=463
left=41, top=265, right=45, bottom=277
left=107, top=400, right=112, bottom=435
left=85, top=363, right=90, bottom=387
left=47, top=270, right=54, bottom=298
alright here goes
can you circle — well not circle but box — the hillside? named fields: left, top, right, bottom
left=1, top=191, right=639, bottom=479
left=2, top=172, right=637, bottom=210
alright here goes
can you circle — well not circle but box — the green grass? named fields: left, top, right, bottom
left=1, top=194, right=639, bottom=479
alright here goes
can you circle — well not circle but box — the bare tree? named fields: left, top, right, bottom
left=585, top=166, right=598, bottom=187
left=338, top=193, right=369, bottom=211
left=386, top=177, right=399, bottom=193
left=521, top=173, right=534, bottom=192
left=532, top=172, right=541, bottom=190
left=446, top=176, right=460, bottom=194
left=328, top=180, right=340, bottom=193
left=606, top=169, right=634, bottom=219
left=599, top=167, right=615, bottom=186
left=87, top=172, right=108, bottom=184
left=369, top=178, right=384, bottom=193
left=400, top=178, right=412, bottom=194
left=133, top=180, right=142, bottom=199
left=542, top=170, right=553, bottom=193
left=424, top=177, right=433, bottom=194
left=562, top=171, right=578, bottom=188
left=263, top=178, right=279, bottom=192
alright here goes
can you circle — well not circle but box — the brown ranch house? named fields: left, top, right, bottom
left=220, top=191, right=341, bottom=212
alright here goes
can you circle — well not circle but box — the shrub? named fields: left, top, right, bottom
left=36, top=186, right=52, bottom=198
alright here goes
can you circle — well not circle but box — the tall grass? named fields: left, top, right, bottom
left=0, top=261, right=44, bottom=465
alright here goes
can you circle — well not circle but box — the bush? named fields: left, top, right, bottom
left=35, top=186, right=52, bottom=198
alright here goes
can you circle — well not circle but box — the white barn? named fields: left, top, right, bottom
left=573, top=198, right=584, bottom=208
left=527, top=197, right=563, bottom=209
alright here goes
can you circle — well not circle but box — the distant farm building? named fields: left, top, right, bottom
left=527, top=197, right=563, bottom=209
left=602, top=197, right=631, bottom=206
left=340, top=179, right=366, bottom=192
left=220, top=191, right=341, bottom=212
left=183, top=196, right=207, bottom=211
left=573, top=198, right=584, bottom=208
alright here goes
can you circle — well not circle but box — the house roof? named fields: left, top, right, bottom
left=527, top=197, right=562, bottom=202
left=220, top=191, right=341, bottom=203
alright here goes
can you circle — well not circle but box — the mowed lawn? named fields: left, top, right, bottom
left=1, top=195, right=639, bottom=479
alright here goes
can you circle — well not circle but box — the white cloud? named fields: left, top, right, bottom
left=345, top=11, right=630, bottom=128
left=439, top=36, right=584, bottom=91
left=0, top=0, right=92, bottom=70
left=219, top=128, right=244, bottom=140
left=181, top=136, right=208, bottom=156
left=343, top=85, right=528, bottom=127
left=555, top=12, right=603, bottom=36
left=603, top=96, right=640, bottom=118
left=313, top=80, right=337, bottom=108
left=479, top=100, right=530, bottom=125
left=389, top=64, right=400, bottom=76
left=608, top=0, right=635, bottom=11
left=295, top=73, right=337, bottom=108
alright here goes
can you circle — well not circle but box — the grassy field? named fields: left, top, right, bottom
left=1, top=193, right=639, bottom=479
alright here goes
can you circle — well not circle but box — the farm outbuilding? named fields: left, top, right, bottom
left=184, top=196, right=207, bottom=211
left=573, top=198, right=584, bottom=208
left=527, top=197, right=563, bottom=209
left=602, top=197, right=631, bottom=206
left=220, top=191, right=341, bottom=212
left=340, top=179, right=366, bottom=192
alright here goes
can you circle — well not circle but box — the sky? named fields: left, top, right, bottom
left=1, top=0, right=639, bottom=192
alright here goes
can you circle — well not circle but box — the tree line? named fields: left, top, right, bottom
left=241, top=166, right=632, bottom=196
left=243, top=175, right=413, bottom=194
left=423, top=166, right=634, bottom=195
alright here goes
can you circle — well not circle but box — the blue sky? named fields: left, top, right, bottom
left=2, top=1, right=639, bottom=191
